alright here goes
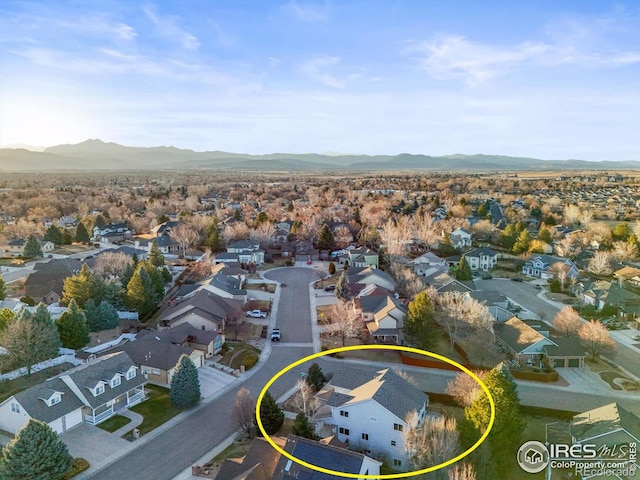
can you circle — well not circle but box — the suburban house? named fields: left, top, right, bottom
left=145, top=322, right=223, bottom=358
left=546, top=403, right=640, bottom=480
left=313, top=367, right=429, bottom=470
left=159, top=288, right=242, bottom=332
left=121, top=335, right=204, bottom=387
left=213, top=435, right=381, bottom=480
left=0, top=352, right=146, bottom=434
left=494, top=317, right=585, bottom=368
left=464, top=247, right=498, bottom=271
left=226, top=240, right=265, bottom=264
left=92, top=222, right=131, bottom=244
left=522, top=254, right=579, bottom=280
left=449, top=228, right=472, bottom=249
left=614, top=266, right=640, bottom=286
left=1, top=237, right=55, bottom=258
left=574, top=280, right=640, bottom=311
left=203, top=271, right=247, bottom=301
left=345, top=247, right=379, bottom=269
left=420, top=270, right=475, bottom=294
left=353, top=294, right=407, bottom=344
left=348, top=267, right=396, bottom=292
left=135, top=234, right=181, bottom=255
left=466, top=291, right=513, bottom=322
left=24, top=258, right=82, bottom=304
left=410, top=252, right=446, bottom=276
left=293, top=240, right=319, bottom=262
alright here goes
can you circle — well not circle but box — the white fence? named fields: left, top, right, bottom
left=0, top=353, right=82, bottom=381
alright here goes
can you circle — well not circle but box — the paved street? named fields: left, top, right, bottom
left=85, top=268, right=317, bottom=480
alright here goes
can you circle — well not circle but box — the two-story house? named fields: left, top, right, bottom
left=354, top=294, right=407, bottom=344
left=464, top=247, right=498, bottom=271
left=93, top=222, right=131, bottom=244
left=226, top=239, right=265, bottom=264
left=313, top=367, right=429, bottom=471
left=449, top=228, right=472, bottom=249
left=522, top=254, right=579, bottom=280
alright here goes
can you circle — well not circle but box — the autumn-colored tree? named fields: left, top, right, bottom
left=552, top=306, right=582, bottom=337
left=578, top=320, right=615, bottom=360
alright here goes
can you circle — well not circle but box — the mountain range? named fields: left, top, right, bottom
left=0, top=139, right=638, bottom=172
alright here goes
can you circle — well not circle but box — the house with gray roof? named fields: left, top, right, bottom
left=204, top=271, right=247, bottom=300
left=24, top=258, right=82, bottom=304
left=464, top=247, right=498, bottom=271
left=227, top=239, right=264, bottom=264
left=0, top=352, right=146, bottom=434
left=313, top=368, right=429, bottom=470
left=522, top=254, right=578, bottom=280
left=159, top=288, right=242, bottom=332
left=353, top=294, right=407, bottom=344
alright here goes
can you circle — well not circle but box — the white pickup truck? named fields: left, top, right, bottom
left=246, top=309, right=267, bottom=318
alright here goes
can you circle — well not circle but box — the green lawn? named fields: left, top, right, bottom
left=219, top=342, right=261, bottom=370
left=97, top=414, right=131, bottom=433
left=0, top=363, right=76, bottom=403
left=127, top=385, right=182, bottom=436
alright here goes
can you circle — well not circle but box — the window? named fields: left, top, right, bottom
left=11, top=403, right=20, bottom=413
left=391, top=440, right=396, bottom=446
left=393, top=459, right=402, bottom=467
left=393, top=423, right=403, bottom=432
left=339, top=410, right=349, bottom=417
left=49, top=395, right=61, bottom=406
left=338, top=427, right=350, bottom=436
left=361, top=433, right=369, bottom=441
left=94, top=384, right=105, bottom=395
left=110, top=376, right=121, bottom=388
left=126, top=368, right=136, bottom=380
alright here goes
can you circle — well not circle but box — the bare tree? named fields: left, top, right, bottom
left=380, top=217, right=411, bottom=259
left=578, top=320, right=615, bottom=360
left=580, top=209, right=594, bottom=228
left=388, top=263, right=424, bottom=301
left=448, top=463, right=477, bottom=480
left=414, top=211, right=439, bottom=248
left=232, top=388, right=256, bottom=437
left=171, top=223, right=199, bottom=257
left=587, top=251, right=613, bottom=276
left=445, top=370, right=487, bottom=408
left=549, top=262, right=571, bottom=288
left=563, top=204, right=581, bottom=225
left=292, top=378, right=317, bottom=415
left=470, top=219, right=494, bottom=240
left=93, top=252, right=132, bottom=278
left=329, top=300, right=362, bottom=346
left=552, top=306, right=582, bottom=337
left=555, top=236, right=580, bottom=258
left=222, top=223, right=250, bottom=245
left=612, top=241, right=638, bottom=261
left=406, top=414, right=459, bottom=480
left=250, top=221, right=275, bottom=247
left=438, top=293, right=493, bottom=349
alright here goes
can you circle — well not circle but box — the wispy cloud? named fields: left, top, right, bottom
left=407, top=29, right=640, bottom=85
left=286, top=1, right=328, bottom=22
left=143, top=5, right=200, bottom=50
left=299, top=55, right=362, bottom=88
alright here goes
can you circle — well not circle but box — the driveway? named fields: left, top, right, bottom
left=60, top=423, right=131, bottom=471
left=198, top=363, right=236, bottom=398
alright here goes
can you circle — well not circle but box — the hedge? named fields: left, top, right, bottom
left=64, top=458, right=90, bottom=479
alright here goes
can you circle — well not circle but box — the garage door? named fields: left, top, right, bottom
left=65, top=409, right=83, bottom=430
left=49, top=418, right=63, bottom=434
left=568, top=358, right=581, bottom=368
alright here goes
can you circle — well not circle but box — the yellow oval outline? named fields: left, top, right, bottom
left=255, top=344, right=495, bottom=479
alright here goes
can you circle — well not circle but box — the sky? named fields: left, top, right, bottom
left=0, top=0, right=639, bottom=160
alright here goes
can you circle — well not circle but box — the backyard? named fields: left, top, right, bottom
left=0, top=362, right=76, bottom=402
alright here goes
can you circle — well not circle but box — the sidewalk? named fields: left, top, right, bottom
left=113, top=410, right=143, bottom=437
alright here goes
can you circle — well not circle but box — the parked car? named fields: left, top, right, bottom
left=271, top=328, right=281, bottom=341
left=324, top=284, right=336, bottom=291
left=246, top=309, right=267, bottom=318
left=534, top=284, right=542, bottom=290
left=481, top=273, right=493, bottom=279
left=511, top=277, right=524, bottom=282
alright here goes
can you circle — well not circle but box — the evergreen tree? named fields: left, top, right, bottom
left=1, top=418, right=73, bottom=480
left=23, top=235, right=43, bottom=258
left=32, top=303, right=52, bottom=324
left=44, top=225, right=64, bottom=246
left=161, top=266, right=172, bottom=283
left=0, top=275, right=5, bottom=300
left=612, top=222, right=631, bottom=241
left=94, top=214, right=106, bottom=228
left=438, top=232, right=457, bottom=256
left=62, top=230, right=73, bottom=245
left=170, top=355, right=201, bottom=409
left=537, top=225, right=552, bottom=243
left=157, top=213, right=170, bottom=224
left=254, top=211, right=269, bottom=227
left=292, top=412, right=316, bottom=439
left=19, top=295, right=35, bottom=306
left=97, top=300, right=120, bottom=330
left=0, top=308, right=60, bottom=375
left=55, top=299, right=89, bottom=350
left=149, top=241, right=165, bottom=267
left=61, top=263, right=104, bottom=308
left=103, top=280, right=124, bottom=309
left=75, top=222, right=91, bottom=244
left=335, top=270, right=351, bottom=302
left=125, top=266, right=156, bottom=318
left=512, top=229, right=531, bottom=254
left=306, top=363, right=326, bottom=391
left=204, top=220, right=224, bottom=253
left=121, top=263, right=135, bottom=289
left=402, top=291, right=437, bottom=350
left=463, top=362, right=525, bottom=478
left=140, top=261, right=164, bottom=300
left=83, top=298, right=101, bottom=332
left=353, top=206, right=361, bottom=224
left=0, top=308, right=15, bottom=332
left=456, top=256, right=473, bottom=281
left=317, top=224, right=334, bottom=251
left=259, top=391, right=284, bottom=435
left=500, top=224, right=518, bottom=250
left=328, top=261, right=336, bottom=275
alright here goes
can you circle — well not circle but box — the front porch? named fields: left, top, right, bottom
left=84, top=387, right=146, bottom=425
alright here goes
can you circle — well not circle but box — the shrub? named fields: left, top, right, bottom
left=64, top=458, right=90, bottom=479
left=243, top=354, right=259, bottom=370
